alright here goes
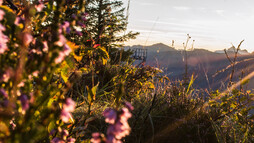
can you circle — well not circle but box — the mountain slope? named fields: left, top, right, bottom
left=126, top=44, right=254, bottom=90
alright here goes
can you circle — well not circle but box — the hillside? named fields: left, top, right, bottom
left=127, top=43, right=254, bottom=90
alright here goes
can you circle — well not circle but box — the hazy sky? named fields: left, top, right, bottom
left=123, top=0, right=254, bottom=52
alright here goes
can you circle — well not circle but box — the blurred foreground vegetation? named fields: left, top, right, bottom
left=0, top=0, right=253, bottom=143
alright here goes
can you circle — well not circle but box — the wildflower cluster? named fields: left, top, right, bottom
left=51, top=129, right=75, bottom=143
left=91, top=102, right=134, bottom=143
left=0, top=2, right=8, bottom=54
left=60, top=98, right=76, bottom=123
left=55, top=22, right=71, bottom=63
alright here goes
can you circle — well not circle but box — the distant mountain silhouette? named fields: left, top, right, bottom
left=125, top=43, right=176, bottom=53
left=215, top=46, right=249, bottom=55
left=126, top=43, right=254, bottom=90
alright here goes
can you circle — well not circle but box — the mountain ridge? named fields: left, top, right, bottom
left=126, top=43, right=254, bottom=90
left=125, top=43, right=250, bottom=55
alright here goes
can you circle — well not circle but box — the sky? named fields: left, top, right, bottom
left=122, top=0, right=254, bottom=52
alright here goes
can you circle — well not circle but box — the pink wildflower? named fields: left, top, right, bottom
left=60, top=110, right=71, bottom=123
left=63, top=98, right=75, bottom=112
left=63, top=44, right=71, bottom=56
left=61, top=21, right=70, bottom=33
left=0, top=88, right=8, bottom=98
left=32, top=71, right=39, bottom=77
left=0, top=24, right=8, bottom=54
left=104, top=103, right=133, bottom=142
left=51, top=137, right=64, bottom=143
left=14, top=17, right=20, bottom=25
left=62, top=129, right=69, bottom=138
left=0, top=24, right=5, bottom=31
left=125, top=102, right=134, bottom=111
left=55, top=44, right=71, bottom=64
left=113, top=121, right=130, bottom=139
left=23, top=33, right=33, bottom=46
left=55, top=34, right=67, bottom=47
left=55, top=52, right=65, bottom=64
left=67, top=138, right=75, bottom=143
left=20, top=94, right=29, bottom=111
left=119, top=108, right=132, bottom=122
left=35, top=3, right=44, bottom=12
left=0, top=0, right=2, bottom=5
left=17, top=81, right=25, bottom=87
left=9, top=118, right=16, bottom=130
left=81, top=15, right=87, bottom=21
left=106, top=134, right=117, bottom=143
left=0, top=9, right=4, bottom=21
left=1, top=69, right=12, bottom=82
left=60, top=98, right=75, bottom=123
left=42, top=41, right=48, bottom=52
left=91, top=132, right=101, bottom=143
left=103, top=108, right=117, bottom=124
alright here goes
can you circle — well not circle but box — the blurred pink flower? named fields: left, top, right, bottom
left=62, top=129, right=69, bottom=137
left=60, top=98, right=75, bottom=123
left=92, top=103, right=133, bottom=143
left=1, top=69, right=11, bottom=82
left=103, top=108, right=117, bottom=124
left=61, top=21, right=70, bottom=33
left=0, top=24, right=5, bottom=31
left=0, top=42, right=8, bottom=54
left=14, top=17, right=20, bottom=25
left=55, top=44, right=71, bottom=64
left=42, top=41, right=48, bottom=52
left=9, top=118, right=16, bottom=130
left=51, top=137, right=64, bottom=143
left=119, top=108, right=132, bottom=122
left=32, top=71, right=39, bottom=77
left=20, top=94, right=29, bottom=111
left=104, top=105, right=133, bottom=142
left=55, top=35, right=67, bottom=47
left=0, top=0, right=2, bottom=5
left=113, top=121, right=130, bottom=140
left=81, top=16, right=87, bottom=21
left=63, top=98, right=76, bottom=112
left=0, top=9, right=4, bottom=21
left=107, top=121, right=130, bottom=140
left=125, top=102, right=134, bottom=111
left=67, top=138, right=75, bottom=143
left=17, top=81, right=25, bottom=87
left=0, top=24, right=8, bottom=54
left=35, top=3, right=44, bottom=12
left=60, top=110, right=71, bottom=123
left=106, top=134, right=117, bottom=143
left=0, top=88, right=8, bottom=98
left=23, top=33, right=33, bottom=46
left=55, top=52, right=65, bottom=64
left=91, top=132, right=101, bottom=143
left=63, top=44, right=71, bottom=56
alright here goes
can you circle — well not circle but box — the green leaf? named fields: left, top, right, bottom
left=86, top=86, right=92, bottom=104
left=186, top=75, right=194, bottom=94
left=61, top=70, right=68, bottom=83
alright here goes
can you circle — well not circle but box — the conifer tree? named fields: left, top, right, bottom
left=84, top=0, right=139, bottom=63
left=85, top=0, right=138, bottom=47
